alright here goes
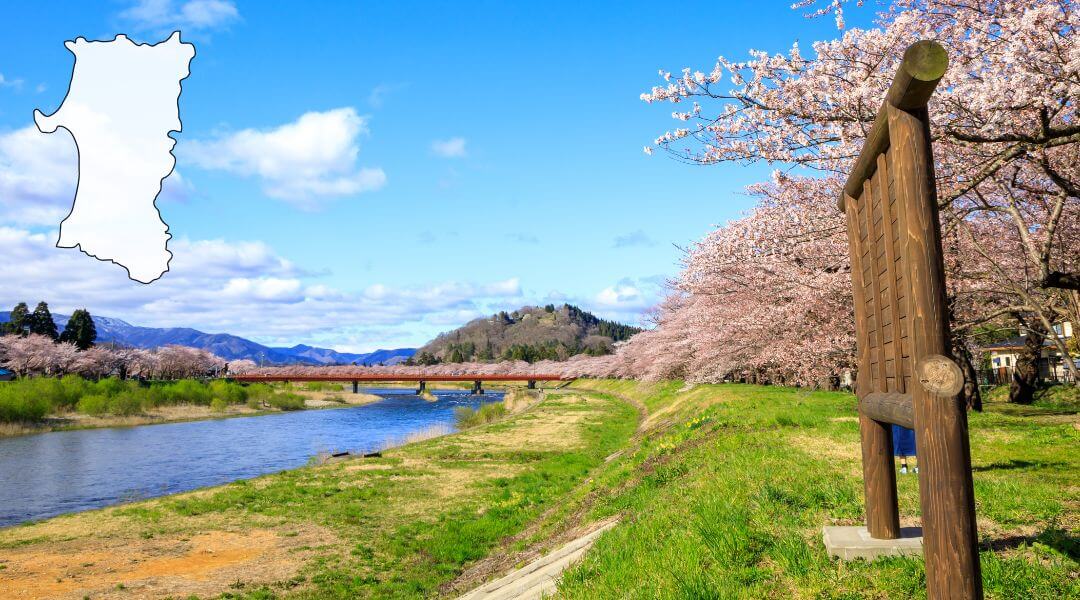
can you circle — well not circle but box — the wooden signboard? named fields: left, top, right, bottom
left=839, top=41, right=982, bottom=599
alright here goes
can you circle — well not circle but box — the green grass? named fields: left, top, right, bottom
left=552, top=380, right=1078, bottom=599
left=0, top=376, right=307, bottom=422
left=0, top=379, right=1074, bottom=599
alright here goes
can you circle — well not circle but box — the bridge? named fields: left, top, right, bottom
left=229, top=373, right=574, bottom=395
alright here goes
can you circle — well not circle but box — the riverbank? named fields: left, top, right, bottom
left=0, top=388, right=385, bottom=438
left=0, top=386, right=636, bottom=599
left=0, top=381, right=1074, bottom=598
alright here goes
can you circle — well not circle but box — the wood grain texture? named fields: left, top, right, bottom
left=860, top=391, right=914, bottom=429
left=838, top=40, right=949, bottom=211
left=888, top=103, right=982, bottom=599
left=845, top=193, right=901, bottom=540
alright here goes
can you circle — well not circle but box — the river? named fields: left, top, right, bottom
left=0, top=388, right=501, bottom=527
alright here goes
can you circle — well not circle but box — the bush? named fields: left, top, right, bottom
left=108, top=392, right=143, bottom=416
left=304, top=382, right=343, bottom=392
left=0, top=384, right=51, bottom=422
left=164, top=379, right=213, bottom=406
left=454, top=402, right=508, bottom=429
left=76, top=394, right=111, bottom=416
left=268, top=393, right=305, bottom=411
left=0, top=376, right=319, bottom=422
left=93, top=377, right=131, bottom=398
left=22, top=377, right=71, bottom=412
left=209, top=380, right=247, bottom=405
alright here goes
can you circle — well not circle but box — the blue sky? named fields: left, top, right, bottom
left=0, top=1, right=870, bottom=351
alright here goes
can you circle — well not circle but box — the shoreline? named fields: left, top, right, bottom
left=0, top=389, right=387, bottom=439
left=0, top=385, right=515, bottom=439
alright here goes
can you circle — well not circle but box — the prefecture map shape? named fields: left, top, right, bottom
left=35, top=32, right=195, bottom=284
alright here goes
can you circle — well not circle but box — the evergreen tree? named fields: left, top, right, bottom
left=60, top=308, right=97, bottom=349
left=449, top=348, right=464, bottom=363
left=29, top=302, right=59, bottom=340
left=5, top=302, right=30, bottom=336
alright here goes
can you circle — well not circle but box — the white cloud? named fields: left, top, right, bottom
left=613, top=229, right=657, bottom=248
left=120, top=0, right=239, bottom=32
left=0, top=125, right=77, bottom=226
left=0, top=125, right=189, bottom=226
left=182, top=108, right=386, bottom=206
left=431, top=137, right=467, bottom=158
left=573, top=276, right=667, bottom=326
left=368, top=82, right=407, bottom=108
left=0, top=226, right=529, bottom=351
left=0, top=73, right=24, bottom=90
left=595, top=284, right=644, bottom=308
left=505, top=232, right=539, bottom=244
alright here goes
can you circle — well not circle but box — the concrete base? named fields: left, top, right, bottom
left=822, top=526, right=923, bottom=561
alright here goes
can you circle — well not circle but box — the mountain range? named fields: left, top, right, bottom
left=0, top=311, right=414, bottom=366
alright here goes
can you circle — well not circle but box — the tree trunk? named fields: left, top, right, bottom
left=953, top=343, right=983, bottom=412
left=1040, top=271, right=1080, bottom=291
left=1009, top=328, right=1043, bottom=404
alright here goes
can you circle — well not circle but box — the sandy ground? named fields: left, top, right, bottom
left=0, top=523, right=333, bottom=599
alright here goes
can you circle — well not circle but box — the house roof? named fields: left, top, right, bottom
left=979, top=335, right=1064, bottom=351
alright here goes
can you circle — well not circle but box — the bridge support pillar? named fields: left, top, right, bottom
left=527, top=380, right=536, bottom=389
left=417, top=380, right=426, bottom=394
left=352, top=381, right=358, bottom=394
left=471, top=380, right=484, bottom=395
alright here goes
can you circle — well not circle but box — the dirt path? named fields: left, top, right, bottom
left=457, top=518, right=619, bottom=600
left=443, top=387, right=648, bottom=597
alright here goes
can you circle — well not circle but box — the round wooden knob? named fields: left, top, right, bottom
left=915, top=354, right=964, bottom=397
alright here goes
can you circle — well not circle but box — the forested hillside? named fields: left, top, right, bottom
left=414, top=304, right=641, bottom=364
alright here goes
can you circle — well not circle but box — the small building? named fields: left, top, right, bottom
left=0, top=368, right=14, bottom=382
left=979, top=321, right=1075, bottom=385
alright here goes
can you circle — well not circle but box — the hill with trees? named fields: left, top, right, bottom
left=413, top=304, right=641, bottom=364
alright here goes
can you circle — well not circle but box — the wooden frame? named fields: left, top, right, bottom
left=840, top=41, right=982, bottom=599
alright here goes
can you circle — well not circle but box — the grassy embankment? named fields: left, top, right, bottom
left=0, top=377, right=382, bottom=436
left=0, top=380, right=1074, bottom=599
left=552, top=380, right=1078, bottom=599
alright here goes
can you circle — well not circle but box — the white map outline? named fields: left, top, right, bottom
left=34, top=31, right=195, bottom=284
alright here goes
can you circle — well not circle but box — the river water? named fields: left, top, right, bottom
left=0, top=389, right=501, bottom=527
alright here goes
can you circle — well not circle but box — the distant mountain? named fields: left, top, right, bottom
left=0, top=312, right=415, bottom=366
left=417, top=304, right=642, bottom=363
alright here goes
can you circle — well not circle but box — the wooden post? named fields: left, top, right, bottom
left=838, top=40, right=982, bottom=599
left=889, top=103, right=982, bottom=599
left=352, top=380, right=358, bottom=394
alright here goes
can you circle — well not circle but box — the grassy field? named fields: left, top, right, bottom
left=0, top=380, right=1074, bottom=598
left=552, top=381, right=1078, bottom=599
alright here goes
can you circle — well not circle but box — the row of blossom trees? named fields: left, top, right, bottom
left=575, top=0, right=1079, bottom=393
left=0, top=334, right=226, bottom=380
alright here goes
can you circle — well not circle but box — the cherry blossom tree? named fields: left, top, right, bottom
left=627, top=0, right=1079, bottom=384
